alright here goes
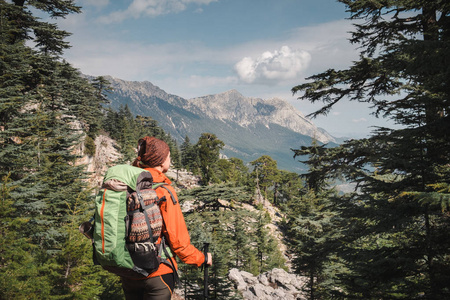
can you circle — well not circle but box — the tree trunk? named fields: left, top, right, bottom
left=421, top=7, right=440, bottom=299
left=309, top=270, right=315, bottom=300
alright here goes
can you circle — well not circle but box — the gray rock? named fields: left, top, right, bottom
left=241, top=270, right=259, bottom=285
left=242, top=290, right=257, bottom=300
left=228, top=268, right=247, bottom=291
left=249, top=283, right=269, bottom=299
left=228, top=268, right=308, bottom=300
left=257, top=273, right=269, bottom=286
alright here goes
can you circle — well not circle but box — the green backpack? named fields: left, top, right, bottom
left=92, top=164, right=176, bottom=278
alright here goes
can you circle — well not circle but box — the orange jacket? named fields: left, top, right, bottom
left=144, top=168, right=205, bottom=278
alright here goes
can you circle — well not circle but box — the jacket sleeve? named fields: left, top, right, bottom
left=159, top=186, right=205, bottom=267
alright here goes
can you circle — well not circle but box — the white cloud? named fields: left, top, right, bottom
left=98, top=0, right=217, bottom=23
left=234, top=46, right=311, bottom=85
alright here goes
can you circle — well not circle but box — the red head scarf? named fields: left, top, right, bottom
left=132, top=136, right=170, bottom=168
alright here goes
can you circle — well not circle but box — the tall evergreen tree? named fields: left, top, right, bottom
left=102, top=107, right=120, bottom=138
left=181, top=135, right=199, bottom=173
left=115, top=104, right=136, bottom=161
left=254, top=212, right=284, bottom=274
left=170, top=138, right=182, bottom=171
left=196, top=133, right=224, bottom=185
left=276, top=170, right=304, bottom=205
left=286, top=189, right=341, bottom=300
left=250, top=155, right=280, bottom=201
left=0, top=0, right=105, bottom=297
left=292, top=1, right=450, bottom=298
left=87, top=75, right=111, bottom=136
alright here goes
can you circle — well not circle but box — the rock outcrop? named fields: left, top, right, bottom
left=75, top=134, right=122, bottom=190
left=165, top=168, right=201, bottom=190
left=228, top=268, right=308, bottom=300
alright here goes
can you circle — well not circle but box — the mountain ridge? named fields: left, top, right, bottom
left=100, top=75, right=337, bottom=172
left=187, top=89, right=334, bottom=143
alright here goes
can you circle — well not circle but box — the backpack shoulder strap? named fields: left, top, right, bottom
left=153, top=183, right=177, bottom=205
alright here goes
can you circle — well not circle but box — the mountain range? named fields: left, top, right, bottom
left=101, top=76, right=338, bottom=173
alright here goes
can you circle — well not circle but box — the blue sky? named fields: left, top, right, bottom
left=57, top=0, right=392, bottom=138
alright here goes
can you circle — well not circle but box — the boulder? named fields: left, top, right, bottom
left=228, top=268, right=308, bottom=300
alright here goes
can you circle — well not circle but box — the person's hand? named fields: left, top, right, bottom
left=206, top=252, right=212, bottom=266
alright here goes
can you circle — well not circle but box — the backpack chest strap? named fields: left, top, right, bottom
left=153, top=183, right=177, bottom=205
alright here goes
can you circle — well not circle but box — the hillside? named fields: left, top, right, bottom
left=79, top=134, right=307, bottom=299
left=99, top=76, right=338, bottom=173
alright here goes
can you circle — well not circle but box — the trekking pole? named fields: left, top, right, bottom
left=203, top=242, right=210, bottom=300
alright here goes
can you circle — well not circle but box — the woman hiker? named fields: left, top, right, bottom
left=121, top=136, right=213, bottom=300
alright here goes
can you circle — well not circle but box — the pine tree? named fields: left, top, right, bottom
left=230, top=213, right=251, bottom=269
left=276, top=170, right=304, bottom=205
left=254, top=212, right=285, bottom=274
left=170, top=139, right=182, bottom=175
left=115, top=104, right=137, bottom=161
left=292, top=1, right=450, bottom=298
left=209, top=225, right=242, bottom=300
left=196, top=133, right=224, bottom=185
left=286, top=189, right=341, bottom=300
left=102, top=107, right=120, bottom=138
left=181, top=135, right=199, bottom=173
left=217, top=157, right=249, bottom=186
left=87, top=75, right=112, bottom=136
left=135, top=114, right=165, bottom=139
left=0, top=173, right=40, bottom=298
left=179, top=183, right=287, bottom=298
left=250, top=155, right=280, bottom=201
left=0, top=1, right=105, bottom=297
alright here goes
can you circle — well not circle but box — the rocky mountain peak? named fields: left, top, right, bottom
left=220, top=89, right=244, bottom=98
left=100, top=75, right=337, bottom=172
left=188, top=90, right=334, bottom=143
left=104, top=75, right=186, bottom=105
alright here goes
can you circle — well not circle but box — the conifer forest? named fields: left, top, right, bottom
left=1, top=1, right=450, bottom=299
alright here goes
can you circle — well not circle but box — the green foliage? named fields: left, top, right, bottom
left=178, top=183, right=287, bottom=298
left=180, top=135, right=200, bottom=173
left=250, top=155, right=281, bottom=200
left=290, top=1, right=450, bottom=298
left=0, top=173, right=40, bottom=298
left=101, top=107, right=180, bottom=164
left=216, top=157, right=250, bottom=186
left=285, top=188, right=342, bottom=300
left=255, top=212, right=285, bottom=274
left=276, top=170, right=304, bottom=205
left=195, top=133, right=225, bottom=185
left=180, top=183, right=255, bottom=209
left=169, top=138, right=182, bottom=170
left=0, top=1, right=125, bottom=298
left=84, top=135, right=96, bottom=157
